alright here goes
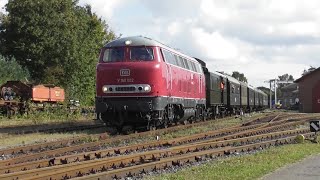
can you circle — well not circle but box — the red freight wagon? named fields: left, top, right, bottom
left=96, top=36, right=206, bottom=131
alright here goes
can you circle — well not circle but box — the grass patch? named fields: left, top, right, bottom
left=0, top=107, right=95, bottom=127
left=146, top=141, right=320, bottom=180
left=0, top=127, right=108, bottom=148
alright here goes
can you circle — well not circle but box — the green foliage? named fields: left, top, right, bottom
left=232, top=71, right=248, bottom=83
left=0, top=55, right=30, bottom=85
left=278, top=74, right=294, bottom=82
left=1, top=0, right=116, bottom=105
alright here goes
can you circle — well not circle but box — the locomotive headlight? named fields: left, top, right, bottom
left=143, top=85, right=151, bottom=92
left=102, top=86, right=108, bottom=93
left=125, top=40, right=132, bottom=45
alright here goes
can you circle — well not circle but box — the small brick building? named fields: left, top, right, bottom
left=295, top=67, right=320, bottom=113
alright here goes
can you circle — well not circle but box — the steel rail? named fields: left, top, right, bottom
left=0, top=120, right=275, bottom=174
left=0, top=114, right=310, bottom=171
left=0, top=113, right=275, bottom=156
left=5, top=129, right=311, bottom=180
left=72, top=133, right=314, bottom=180
left=0, top=119, right=266, bottom=167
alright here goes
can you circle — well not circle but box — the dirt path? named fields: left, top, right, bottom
left=262, top=154, right=320, bottom=180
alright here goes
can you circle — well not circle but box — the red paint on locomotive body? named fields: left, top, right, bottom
left=96, top=37, right=206, bottom=101
left=96, top=46, right=206, bottom=100
left=96, top=36, right=206, bottom=129
left=96, top=46, right=166, bottom=97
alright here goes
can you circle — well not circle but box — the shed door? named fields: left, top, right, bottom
left=312, top=81, right=320, bottom=113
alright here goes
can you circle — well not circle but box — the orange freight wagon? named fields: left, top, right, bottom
left=1, top=81, right=65, bottom=103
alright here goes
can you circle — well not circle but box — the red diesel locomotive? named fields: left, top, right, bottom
left=96, top=36, right=206, bottom=131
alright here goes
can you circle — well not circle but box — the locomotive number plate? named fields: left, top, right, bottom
left=117, top=78, right=134, bottom=83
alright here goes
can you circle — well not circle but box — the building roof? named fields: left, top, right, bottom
left=281, top=83, right=298, bottom=91
left=295, top=67, right=320, bottom=83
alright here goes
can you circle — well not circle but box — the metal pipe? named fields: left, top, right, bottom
left=274, top=79, right=277, bottom=106
left=269, top=81, right=272, bottom=109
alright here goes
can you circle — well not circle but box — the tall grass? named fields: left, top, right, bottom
left=0, top=106, right=95, bottom=126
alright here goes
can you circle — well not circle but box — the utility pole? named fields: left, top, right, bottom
left=265, top=79, right=275, bottom=109
left=265, top=79, right=294, bottom=109
left=274, top=79, right=277, bottom=105
left=269, top=81, right=272, bottom=109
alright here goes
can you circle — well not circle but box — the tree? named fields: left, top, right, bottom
left=0, top=0, right=116, bottom=105
left=231, top=71, right=248, bottom=83
left=302, top=66, right=317, bottom=76
left=278, top=74, right=294, bottom=82
left=0, top=55, right=30, bottom=85
left=277, top=74, right=294, bottom=90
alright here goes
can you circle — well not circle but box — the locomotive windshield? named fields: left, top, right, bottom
left=102, top=48, right=125, bottom=62
left=130, top=47, right=154, bottom=61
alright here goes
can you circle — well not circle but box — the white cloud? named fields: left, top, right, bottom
left=79, top=0, right=123, bottom=20
left=200, top=0, right=231, bottom=21
left=167, top=22, right=181, bottom=36
left=191, top=28, right=239, bottom=60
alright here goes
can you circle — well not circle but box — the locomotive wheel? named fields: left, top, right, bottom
left=183, top=120, right=188, bottom=125
left=122, top=125, right=134, bottom=135
left=147, top=121, right=157, bottom=131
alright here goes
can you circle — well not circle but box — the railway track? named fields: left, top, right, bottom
left=0, top=128, right=313, bottom=180
left=0, top=112, right=278, bottom=156
left=0, top=113, right=318, bottom=179
left=0, top=113, right=313, bottom=161
left=0, top=121, right=103, bottom=135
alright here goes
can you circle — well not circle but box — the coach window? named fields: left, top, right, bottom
left=130, top=47, right=154, bottom=61
left=231, top=85, right=235, bottom=93
left=102, top=48, right=125, bottom=62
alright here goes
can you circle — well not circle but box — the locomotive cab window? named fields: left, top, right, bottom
left=130, top=47, right=154, bottom=61
left=102, top=48, right=125, bottom=62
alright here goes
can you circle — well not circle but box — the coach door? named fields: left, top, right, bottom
left=312, top=81, right=320, bottom=112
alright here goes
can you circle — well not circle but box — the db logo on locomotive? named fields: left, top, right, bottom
left=120, top=69, right=130, bottom=77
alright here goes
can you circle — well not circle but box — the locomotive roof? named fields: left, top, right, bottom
left=104, top=36, right=198, bottom=63
left=104, top=36, right=163, bottom=48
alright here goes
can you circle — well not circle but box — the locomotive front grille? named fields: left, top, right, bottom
left=115, top=86, right=136, bottom=92
left=102, top=84, right=152, bottom=94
